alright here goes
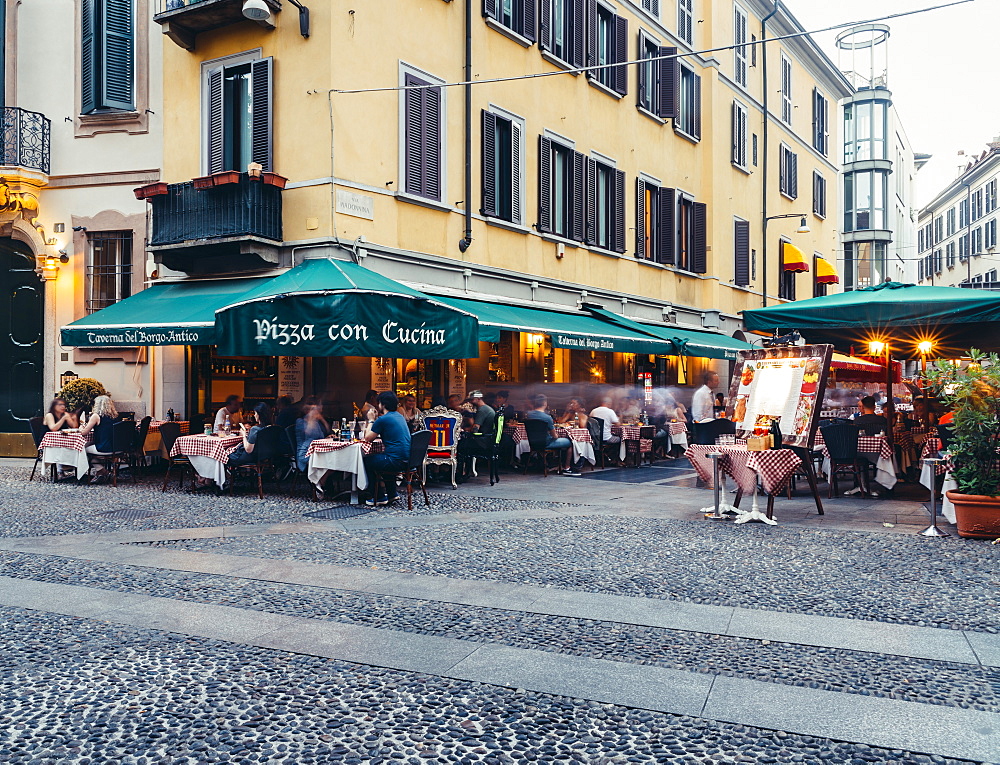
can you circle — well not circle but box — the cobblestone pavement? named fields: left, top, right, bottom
left=0, top=607, right=978, bottom=765
left=1, top=459, right=998, bottom=764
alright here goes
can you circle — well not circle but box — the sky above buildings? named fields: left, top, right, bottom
left=787, top=0, right=1000, bottom=207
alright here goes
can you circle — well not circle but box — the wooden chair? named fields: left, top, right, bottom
left=28, top=416, right=53, bottom=482
left=227, top=425, right=284, bottom=499
left=821, top=423, right=870, bottom=498
left=422, top=406, right=462, bottom=488
left=159, top=421, right=193, bottom=492
left=522, top=419, right=566, bottom=476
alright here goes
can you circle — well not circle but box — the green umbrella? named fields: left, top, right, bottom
left=742, top=282, right=1000, bottom=356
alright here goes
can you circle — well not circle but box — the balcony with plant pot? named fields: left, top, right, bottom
left=137, top=171, right=288, bottom=275
left=154, top=0, right=283, bottom=50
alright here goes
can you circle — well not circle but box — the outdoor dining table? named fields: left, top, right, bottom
left=667, top=421, right=689, bottom=450
left=169, top=433, right=242, bottom=486
left=144, top=420, right=190, bottom=457
left=40, top=430, right=93, bottom=478
left=306, top=438, right=384, bottom=504
left=611, top=424, right=653, bottom=462
left=686, top=443, right=803, bottom=520
left=813, top=431, right=898, bottom=490
left=505, top=424, right=595, bottom=466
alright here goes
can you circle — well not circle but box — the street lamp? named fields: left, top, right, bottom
left=917, top=340, right=933, bottom=373
left=761, top=213, right=812, bottom=307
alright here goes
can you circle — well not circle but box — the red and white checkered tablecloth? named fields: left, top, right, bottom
left=921, top=436, right=943, bottom=461
left=668, top=421, right=688, bottom=436
left=814, top=432, right=893, bottom=462
left=148, top=420, right=190, bottom=435
left=686, top=444, right=802, bottom=496
left=612, top=424, right=654, bottom=454
left=909, top=426, right=938, bottom=440
left=39, top=431, right=93, bottom=452
left=504, top=424, right=593, bottom=444
left=170, top=434, right=242, bottom=462
left=305, top=438, right=383, bottom=457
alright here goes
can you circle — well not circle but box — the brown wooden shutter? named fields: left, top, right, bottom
left=538, top=136, right=552, bottom=233
left=251, top=57, right=273, bottom=171
left=584, top=158, right=597, bottom=246
left=635, top=178, right=646, bottom=259
left=691, top=202, right=707, bottom=274
left=657, top=47, right=677, bottom=120
left=572, top=150, right=586, bottom=241
left=522, top=0, right=536, bottom=41
left=481, top=110, right=498, bottom=217
left=207, top=68, right=224, bottom=174
left=613, top=169, right=626, bottom=253
left=657, top=187, right=675, bottom=264
left=613, top=15, right=628, bottom=95
left=734, top=219, right=750, bottom=286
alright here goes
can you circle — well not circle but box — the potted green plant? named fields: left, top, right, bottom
left=57, top=377, right=109, bottom=414
left=922, top=348, right=1000, bottom=539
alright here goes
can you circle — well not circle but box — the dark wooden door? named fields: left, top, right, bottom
left=0, top=240, right=44, bottom=433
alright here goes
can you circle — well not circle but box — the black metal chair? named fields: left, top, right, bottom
left=160, top=421, right=193, bottom=492
left=129, top=416, right=152, bottom=474
left=227, top=425, right=284, bottom=499
left=89, top=421, right=139, bottom=487
left=691, top=418, right=737, bottom=446
left=189, top=413, right=206, bottom=435
left=28, top=416, right=53, bottom=482
left=634, top=425, right=657, bottom=467
left=522, top=419, right=566, bottom=476
left=586, top=416, right=605, bottom=470
left=821, top=423, right=870, bottom=498
left=400, top=429, right=433, bottom=509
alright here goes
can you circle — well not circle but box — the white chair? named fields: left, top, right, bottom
left=421, top=406, right=463, bottom=489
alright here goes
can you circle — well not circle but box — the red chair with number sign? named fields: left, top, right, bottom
left=421, top=406, right=462, bottom=489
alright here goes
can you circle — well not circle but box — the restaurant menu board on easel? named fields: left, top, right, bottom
left=726, top=344, right=833, bottom=449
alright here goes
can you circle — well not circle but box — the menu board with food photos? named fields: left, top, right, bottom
left=726, top=344, right=833, bottom=449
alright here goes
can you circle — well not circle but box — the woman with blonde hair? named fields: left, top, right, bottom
left=80, top=395, right=118, bottom=483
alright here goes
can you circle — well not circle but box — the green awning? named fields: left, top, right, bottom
left=434, top=297, right=674, bottom=354
left=742, top=281, right=1000, bottom=354
left=60, top=277, right=270, bottom=347
left=214, top=258, right=481, bottom=359
left=586, top=306, right=753, bottom=360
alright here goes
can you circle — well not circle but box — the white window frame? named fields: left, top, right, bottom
left=733, top=3, right=748, bottom=88
left=200, top=48, right=263, bottom=176
left=731, top=99, right=748, bottom=170
left=398, top=61, right=448, bottom=206
left=677, top=0, right=693, bottom=45
left=780, top=53, right=792, bottom=126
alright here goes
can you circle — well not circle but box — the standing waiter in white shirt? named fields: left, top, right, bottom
left=691, top=370, right=719, bottom=422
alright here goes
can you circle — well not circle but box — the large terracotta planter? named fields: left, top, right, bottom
left=945, top=490, right=1000, bottom=539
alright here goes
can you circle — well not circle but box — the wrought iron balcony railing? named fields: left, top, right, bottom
left=150, top=175, right=282, bottom=247
left=1, top=107, right=50, bottom=175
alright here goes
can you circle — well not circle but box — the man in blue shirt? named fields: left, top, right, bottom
left=363, top=391, right=412, bottom=506
left=523, top=393, right=575, bottom=475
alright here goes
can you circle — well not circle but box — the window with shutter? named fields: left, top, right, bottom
left=734, top=4, right=748, bottom=87
left=812, top=172, right=826, bottom=218
left=207, top=68, right=224, bottom=173
left=637, top=35, right=660, bottom=114
left=613, top=16, right=628, bottom=96
left=674, top=64, right=699, bottom=140
left=812, top=89, right=829, bottom=156
left=481, top=111, right=498, bottom=218
left=641, top=0, right=659, bottom=18
left=584, top=157, right=623, bottom=252
left=636, top=178, right=660, bottom=260
left=402, top=71, right=443, bottom=201
left=484, top=0, right=536, bottom=41
left=613, top=169, right=625, bottom=254
left=734, top=219, right=750, bottom=286
left=540, top=137, right=576, bottom=238
left=691, top=201, right=707, bottom=274
left=658, top=188, right=675, bottom=265
left=731, top=101, right=747, bottom=169
left=813, top=255, right=827, bottom=297
left=80, top=0, right=135, bottom=114
left=207, top=58, right=274, bottom=174
left=677, top=0, right=693, bottom=45
left=779, top=145, right=798, bottom=200
left=658, top=46, right=678, bottom=120
left=542, top=0, right=579, bottom=63
left=250, top=58, right=273, bottom=171
left=778, top=241, right=796, bottom=300
left=538, top=136, right=553, bottom=233
left=571, top=150, right=586, bottom=242
left=780, top=54, right=792, bottom=126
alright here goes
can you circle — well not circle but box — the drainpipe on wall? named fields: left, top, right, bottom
left=458, top=0, right=473, bottom=255
left=760, top=0, right=779, bottom=307
left=0, top=0, right=6, bottom=110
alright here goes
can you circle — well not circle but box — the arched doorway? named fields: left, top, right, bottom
left=0, top=239, right=44, bottom=433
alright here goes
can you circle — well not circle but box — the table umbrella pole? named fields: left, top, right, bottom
left=920, top=456, right=949, bottom=537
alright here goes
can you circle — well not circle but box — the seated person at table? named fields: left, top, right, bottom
left=44, top=398, right=79, bottom=432
left=589, top=397, right=621, bottom=445
left=295, top=404, right=330, bottom=472
left=850, top=396, right=888, bottom=434
left=557, top=398, right=589, bottom=429
left=524, top=394, right=576, bottom=475
left=363, top=391, right=412, bottom=506
left=361, top=390, right=380, bottom=422
left=457, top=391, right=496, bottom=481
left=619, top=396, right=641, bottom=421
left=275, top=396, right=298, bottom=430
left=80, top=395, right=117, bottom=484
left=213, top=395, right=243, bottom=432
left=447, top=393, right=464, bottom=412
left=227, top=420, right=264, bottom=469
left=493, top=390, right=511, bottom=418
left=401, top=394, right=425, bottom=433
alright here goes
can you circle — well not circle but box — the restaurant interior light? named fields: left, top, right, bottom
left=796, top=217, right=810, bottom=234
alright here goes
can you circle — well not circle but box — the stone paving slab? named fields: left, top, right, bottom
left=704, top=675, right=1000, bottom=764
left=1, top=575, right=996, bottom=763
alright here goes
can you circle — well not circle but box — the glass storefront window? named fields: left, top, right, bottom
left=843, top=100, right=887, bottom=163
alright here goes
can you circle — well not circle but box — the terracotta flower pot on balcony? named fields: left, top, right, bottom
left=261, top=172, right=288, bottom=189
left=211, top=171, right=241, bottom=186
left=192, top=175, right=215, bottom=190
left=133, top=182, right=168, bottom=200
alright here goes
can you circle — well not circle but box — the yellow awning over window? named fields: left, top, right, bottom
left=815, top=255, right=840, bottom=284
left=782, top=241, right=809, bottom=272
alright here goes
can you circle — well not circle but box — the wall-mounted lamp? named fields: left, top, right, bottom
left=868, top=340, right=886, bottom=357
